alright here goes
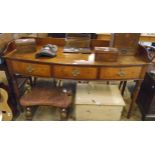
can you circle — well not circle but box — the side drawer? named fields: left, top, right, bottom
left=99, top=66, right=142, bottom=80
left=11, top=61, right=51, bottom=77
left=54, top=65, right=97, bottom=80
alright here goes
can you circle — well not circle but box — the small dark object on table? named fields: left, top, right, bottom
left=35, top=44, right=58, bottom=58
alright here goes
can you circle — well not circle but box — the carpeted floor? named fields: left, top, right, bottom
left=15, top=81, right=142, bottom=121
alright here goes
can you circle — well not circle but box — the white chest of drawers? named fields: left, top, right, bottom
left=75, top=83, right=125, bottom=121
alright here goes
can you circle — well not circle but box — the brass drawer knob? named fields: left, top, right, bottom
left=117, top=69, right=126, bottom=77
left=72, top=69, right=80, bottom=77
left=26, top=65, right=34, bottom=73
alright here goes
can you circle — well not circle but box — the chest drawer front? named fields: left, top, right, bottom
left=99, top=66, right=142, bottom=80
left=54, top=65, right=97, bottom=79
left=76, top=105, right=123, bottom=121
left=11, top=61, right=51, bottom=77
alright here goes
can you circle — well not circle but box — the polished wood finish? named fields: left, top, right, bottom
left=3, top=37, right=152, bottom=118
left=110, top=33, right=140, bottom=55
left=97, top=33, right=155, bottom=42
left=11, top=61, right=51, bottom=77
left=54, top=65, right=97, bottom=80
left=15, top=38, right=36, bottom=53
left=99, top=66, right=143, bottom=80
left=94, top=47, right=119, bottom=62
left=4, top=48, right=149, bottom=67
left=20, top=80, right=73, bottom=120
left=95, top=51, right=118, bottom=62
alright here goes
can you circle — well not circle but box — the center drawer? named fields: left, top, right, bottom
left=99, top=66, right=142, bottom=80
left=11, top=61, right=51, bottom=77
left=54, top=65, right=97, bottom=80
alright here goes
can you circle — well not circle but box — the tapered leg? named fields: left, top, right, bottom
left=127, top=80, right=142, bottom=118
left=119, top=81, right=123, bottom=89
left=121, top=81, right=127, bottom=96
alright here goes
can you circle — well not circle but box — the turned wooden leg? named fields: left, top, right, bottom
left=25, top=106, right=33, bottom=120
left=60, top=108, right=68, bottom=120
left=127, top=80, right=142, bottom=118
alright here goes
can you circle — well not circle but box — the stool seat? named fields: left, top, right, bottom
left=20, top=80, right=72, bottom=108
left=19, top=80, right=75, bottom=120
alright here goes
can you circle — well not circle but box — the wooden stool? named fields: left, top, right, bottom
left=20, top=80, right=73, bottom=120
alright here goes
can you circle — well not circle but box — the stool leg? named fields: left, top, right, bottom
left=25, top=106, right=33, bottom=120
left=60, top=108, right=67, bottom=120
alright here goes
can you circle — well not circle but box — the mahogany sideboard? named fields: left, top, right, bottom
left=3, top=37, right=151, bottom=118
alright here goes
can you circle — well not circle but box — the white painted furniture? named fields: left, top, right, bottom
left=75, top=82, right=125, bottom=121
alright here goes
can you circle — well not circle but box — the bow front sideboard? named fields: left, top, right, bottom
left=3, top=37, right=151, bottom=118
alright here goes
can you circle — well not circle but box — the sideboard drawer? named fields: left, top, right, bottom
left=54, top=65, right=97, bottom=80
left=11, top=61, right=51, bottom=77
left=99, top=66, right=142, bottom=80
